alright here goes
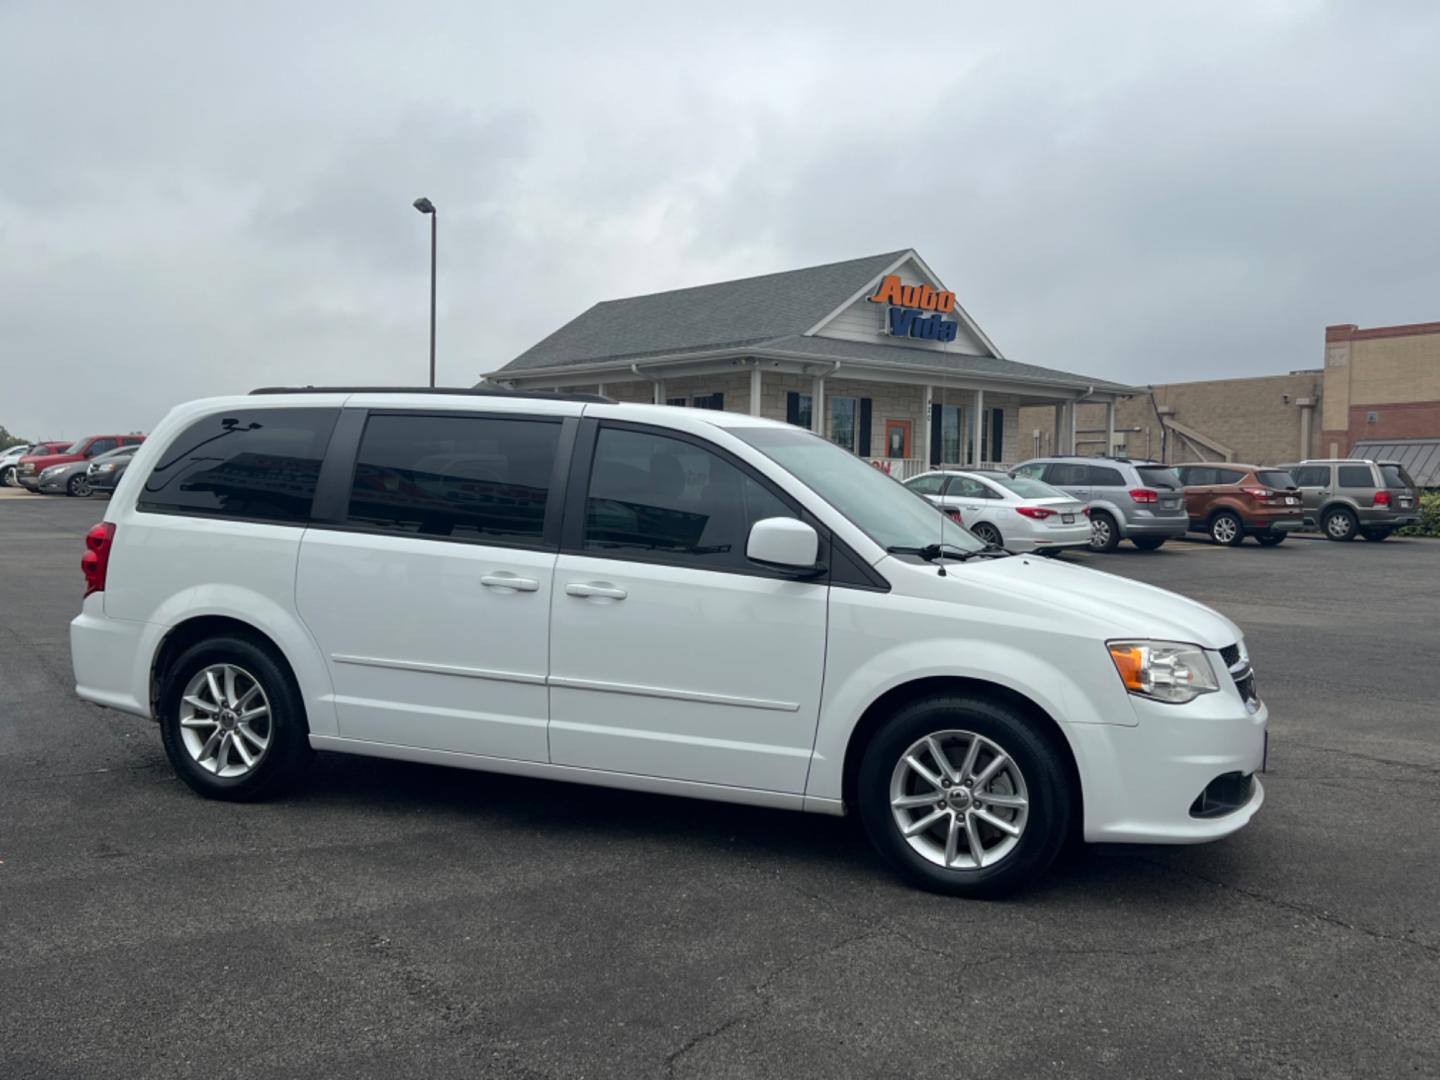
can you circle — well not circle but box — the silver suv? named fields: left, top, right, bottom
left=1281, top=459, right=1421, bottom=541
left=1012, top=456, right=1188, bottom=552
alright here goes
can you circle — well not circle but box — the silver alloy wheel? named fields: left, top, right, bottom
left=1325, top=511, right=1353, bottom=539
left=889, top=729, right=1030, bottom=870
left=70, top=475, right=92, bottom=497
left=178, top=663, right=272, bottom=778
left=1090, top=516, right=1112, bottom=549
left=974, top=523, right=1001, bottom=547
left=1212, top=515, right=1239, bottom=544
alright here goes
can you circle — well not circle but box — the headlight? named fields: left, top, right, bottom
left=39, top=466, right=62, bottom=479
left=96, top=463, right=116, bottom=472
left=1107, top=640, right=1218, bottom=704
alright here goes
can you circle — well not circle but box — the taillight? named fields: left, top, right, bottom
left=1081, top=506, right=1091, bottom=517
left=945, top=509, right=964, bottom=524
left=1374, top=490, right=1392, bottom=507
left=1243, top=487, right=1272, bottom=499
left=1016, top=506, right=1055, bottom=519
left=1128, top=488, right=1159, bottom=504
left=82, top=522, right=116, bottom=597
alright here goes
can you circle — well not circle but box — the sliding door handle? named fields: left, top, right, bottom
left=480, top=573, right=540, bottom=592
left=565, top=582, right=627, bottom=601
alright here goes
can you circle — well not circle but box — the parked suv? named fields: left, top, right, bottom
left=1012, top=456, right=1188, bottom=552
left=1174, top=463, right=1304, bottom=546
left=71, top=389, right=1267, bottom=897
left=15, top=434, right=145, bottom=491
left=1282, top=459, right=1421, bottom=541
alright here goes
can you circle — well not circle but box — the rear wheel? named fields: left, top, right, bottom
left=1255, top=532, right=1286, bottom=546
left=1323, top=507, right=1357, bottom=541
left=857, top=694, right=1071, bottom=897
left=1088, top=511, right=1120, bottom=552
left=1360, top=527, right=1392, bottom=542
left=0, top=465, right=14, bottom=487
left=158, top=634, right=312, bottom=801
left=1208, top=511, right=1244, bottom=546
left=1131, top=536, right=1166, bottom=551
left=971, top=522, right=1003, bottom=548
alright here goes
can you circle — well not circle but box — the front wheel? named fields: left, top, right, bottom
left=158, top=634, right=313, bottom=801
left=857, top=695, right=1072, bottom=897
left=1323, top=507, right=1357, bottom=541
left=67, top=473, right=92, bottom=497
left=0, top=465, right=14, bottom=487
left=1208, top=511, right=1244, bottom=546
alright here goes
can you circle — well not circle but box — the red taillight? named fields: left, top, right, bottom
left=1128, top=488, right=1159, bottom=504
left=945, top=509, right=964, bottom=524
left=1081, top=506, right=1091, bottom=517
left=82, top=522, right=115, bottom=597
left=1016, top=506, right=1055, bottom=520
left=1243, top=487, right=1273, bottom=499
left=1374, top=490, right=1392, bottom=507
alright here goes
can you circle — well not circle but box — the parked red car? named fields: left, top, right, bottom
left=15, top=434, right=146, bottom=492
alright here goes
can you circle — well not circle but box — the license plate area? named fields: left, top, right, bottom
left=1062, top=513, right=1075, bottom=523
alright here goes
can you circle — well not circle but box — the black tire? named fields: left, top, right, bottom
left=1360, top=527, right=1391, bottom=542
left=856, top=694, right=1072, bottom=898
left=1322, top=507, right=1357, bottom=541
left=0, top=465, right=13, bottom=487
left=66, top=473, right=92, bottom=497
left=1208, top=511, right=1244, bottom=546
left=1131, top=536, right=1166, bottom=551
left=158, top=634, right=312, bottom=801
left=1255, top=532, right=1286, bottom=546
left=1088, top=511, right=1120, bottom=553
left=971, top=522, right=1003, bottom=548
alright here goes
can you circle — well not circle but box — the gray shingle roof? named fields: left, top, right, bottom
left=501, top=251, right=909, bottom=372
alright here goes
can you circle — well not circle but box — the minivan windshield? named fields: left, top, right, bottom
left=1135, top=465, right=1181, bottom=490
left=734, top=428, right=984, bottom=553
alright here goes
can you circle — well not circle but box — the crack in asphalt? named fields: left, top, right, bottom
left=1278, top=740, right=1440, bottom=777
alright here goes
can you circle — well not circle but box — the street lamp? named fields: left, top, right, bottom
left=413, top=196, right=436, bottom=387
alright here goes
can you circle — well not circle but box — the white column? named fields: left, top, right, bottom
left=749, top=366, right=762, bottom=417
left=1054, top=404, right=1065, bottom=454
left=1105, top=400, right=1116, bottom=455
left=971, top=388, right=985, bottom=466
left=653, top=379, right=664, bottom=405
left=597, top=382, right=606, bottom=398
left=813, top=375, right=827, bottom=439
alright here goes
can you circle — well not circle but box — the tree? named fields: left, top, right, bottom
left=0, top=425, right=31, bottom=451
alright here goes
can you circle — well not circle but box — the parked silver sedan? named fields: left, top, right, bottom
left=34, top=445, right=139, bottom=496
left=903, top=469, right=1091, bottom=553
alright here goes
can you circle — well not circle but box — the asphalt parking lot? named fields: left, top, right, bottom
left=2, top=492, right=1438, bottom=1079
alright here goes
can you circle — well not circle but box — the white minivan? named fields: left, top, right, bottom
left=71, top=389, right=1267, bottom=895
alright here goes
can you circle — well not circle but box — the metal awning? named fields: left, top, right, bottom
left=1351, top=438, right=1440, bottom=488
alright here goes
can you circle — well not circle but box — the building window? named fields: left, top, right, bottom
left=692, top=392, right=725, bottom=411
left=829, top=397, right=857, bottom=452
left=938, top=404, right=963, bottom=464
left=666, top=397, right=688, bottom=407
left=786, top=392, right=813, bottom=430
left=984, top=406, right=1004, bottom=463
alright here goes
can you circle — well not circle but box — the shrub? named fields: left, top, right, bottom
left=1398, top=491, right=1440, bottom=537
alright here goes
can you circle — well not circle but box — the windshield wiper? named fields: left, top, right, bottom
left=885, top=543, right=983, bottom=563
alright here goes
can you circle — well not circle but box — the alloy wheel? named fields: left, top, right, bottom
left=1090, top=516, right=1112, bottom=550
left=1325, top=511, right=1355, bottom=540
left=889, top=729, right=1030, bottom=870
left=70, top=475, right=92, bottom=497
left=973, top=523, right=1001, bottom=548
left=1212, top=515, right=1239, bottom=544
left=178, top=663, right=273, bottom=778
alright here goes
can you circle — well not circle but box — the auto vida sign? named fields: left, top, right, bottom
left=866, top=274, right=960, bottom=343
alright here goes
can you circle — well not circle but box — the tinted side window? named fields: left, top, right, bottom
left=1088, top=465, right=1125, bottom=487
left=953, top=477, right=992, bottom=499
left=1044, top=463, right=1089, bottom=486
left=1337, top=466, right=1374, bottom=488
left=906, top=474, right=946, bottom=496
left=347, top=414, right=559, bottom=545
left=1181, top=467, right=1212, bottom=485
left=1292, top=466, right=1328, bottom=486
left=1380, top=464, right=1413, bottom=489
left=584, top=427, right=794, bottom=572
left=1216, top=468, right=1247, bottom=485
left=86, top=438, right=118, bottom=457
left=140, top=408, right=338, bottom=523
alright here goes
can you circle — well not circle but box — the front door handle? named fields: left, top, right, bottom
left=565, top=582, right=627, bottom=601
left=480, top=572, right=540, bottom=592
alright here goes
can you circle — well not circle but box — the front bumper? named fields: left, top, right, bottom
left=36, top=475, right=73, bottom=493
left=16, top=473, right=42, bottom=491
left=1070, top=675, right=1268, bottom=844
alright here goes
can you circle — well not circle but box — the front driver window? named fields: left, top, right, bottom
left=584, top=427, right=795, bottom=572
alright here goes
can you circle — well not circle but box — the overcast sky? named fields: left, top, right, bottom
left=2, top=0, right=1438, bottom=439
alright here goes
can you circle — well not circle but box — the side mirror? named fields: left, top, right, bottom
left=747, top=517, right=820, bottom=571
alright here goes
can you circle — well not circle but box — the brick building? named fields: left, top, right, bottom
left=485, top=250, right=1134, bottom=477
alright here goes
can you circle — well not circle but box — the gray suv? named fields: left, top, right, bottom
left=1281, top=459, right=1421, bottom=541
left=1012, top=456, right=1189, bottom=552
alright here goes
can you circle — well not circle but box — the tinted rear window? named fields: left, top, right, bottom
left=1337, top=465, right=1374, bottom=488
left=139, top=408, right=339, bottom=524
left=1135, top=466, right=1181, bottom=490
left=347, top=413, right=560, bottom=545
left=1380, top=464, right=1414, bottom=489
left=1256, top=470, right=1295, bottom=489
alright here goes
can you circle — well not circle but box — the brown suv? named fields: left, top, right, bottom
left=1175, top=463, right=1304, bottom=546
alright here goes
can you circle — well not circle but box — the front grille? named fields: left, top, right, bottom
left=1189, top=771, right=1256, bottom=818
left=1220, top=643, right=1241, bottom=668
left=1220, top=642, right=1259, bottom=710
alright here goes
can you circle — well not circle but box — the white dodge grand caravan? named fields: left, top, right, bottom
left=71, top=388, right=1267, bottom=895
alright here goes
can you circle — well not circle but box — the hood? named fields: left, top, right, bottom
left=21, top=452, right=81, bottom=470
left=898, top=553, right=1242, bottom=650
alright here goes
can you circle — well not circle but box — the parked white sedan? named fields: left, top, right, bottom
left=904, top=470, right=1091, bottom=553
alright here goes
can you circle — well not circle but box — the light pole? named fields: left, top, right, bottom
left=412, top=196, right=436, bottom=387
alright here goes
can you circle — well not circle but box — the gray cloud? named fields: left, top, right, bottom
left=2, top=0, right=1438, bottom=439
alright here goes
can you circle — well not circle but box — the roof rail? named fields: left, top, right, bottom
left=248, top=385, right=613, bottom=403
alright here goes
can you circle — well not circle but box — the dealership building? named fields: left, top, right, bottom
left=484, top=250, right=1133, bottom=477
